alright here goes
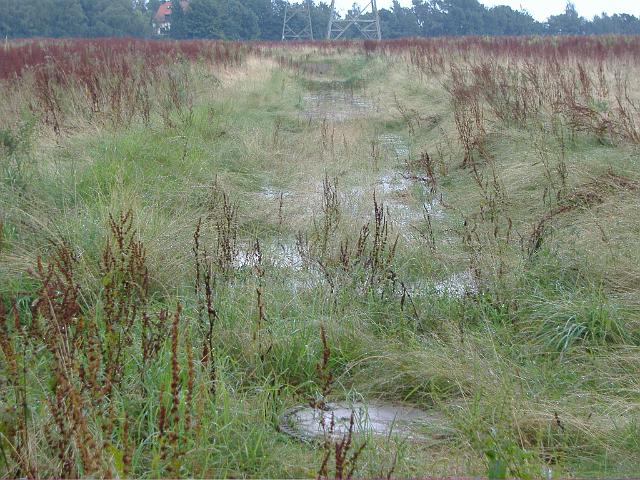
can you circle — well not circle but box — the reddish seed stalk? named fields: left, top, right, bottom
left=169, top=303, right=182, bottom=449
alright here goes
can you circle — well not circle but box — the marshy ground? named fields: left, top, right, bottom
left=1, top=38, right=639, bottom=478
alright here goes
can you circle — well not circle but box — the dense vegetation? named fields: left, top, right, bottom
left=0, top=36, right=639, bottom=478
left=1, top=0, right=640, bottom=39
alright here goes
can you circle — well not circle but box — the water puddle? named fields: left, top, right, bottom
left=284, top=269, right=328, bottom=295
left=233, top=239, right=305, bottom=270
left=231, top=247, right=258, bottom=270
left=422, top=194, right=446, bottom=220
left=279, top=401, right=451, bottom=443
left=385, top=200, right=422, bottom=225
left=407, top=270, right=478, bottom=299
left=259, top=185, right=293, bottom=201
left=377, top=171, right=413, bottom=195
left=374, top=172, right=446, bottom=236
left=301, top=90, right=374, bottom=121
left=336, top=171, right=447, bottom=242
left=268, top=241, right=305, bottom=269
left=435, top=270, right=478, bottom=297
left=378, top=133, right=410, bottom=159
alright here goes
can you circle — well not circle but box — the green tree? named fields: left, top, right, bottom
left=439, top=0, right=486, bottom=35
left=147, top=0, right=163, bottom=16
left=0, top=0, right=22, bottom=37
left=588, top=13, right=640, bottom=35
left=49, top=0, right=88, bottom=37
left=413, top=0, right=486, bottom=36
left=412, top=0, right=444, bottom=36
left=220, top=0, right=260, bottom=40
left=80, top=0, right=148, bottom=37
left=483, top=5, right=540, bottom=35
left=546, top=2, right=586, bottom=35
left=380, top=1, right=420, bottom=38
left=180, top=0, right=221, bottom=38
left=0, top=0, right=48, bottom=37
left=244, top=0, right=283, bottom=39
left=178, top=0, right=260, bottom=40
left=169, top=0, right=189, bottom=38
left=2, top=0, right=640, bottom=39
left=311, top=1, right=332, bottom=40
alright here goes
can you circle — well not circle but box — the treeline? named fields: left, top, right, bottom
left=167, top=0, right=290, bottom=40
left=0, top=0, right=153, bottom=38
left=385, top=1, right=640, bottom=37
left=2, top=0, right=640, bottom=40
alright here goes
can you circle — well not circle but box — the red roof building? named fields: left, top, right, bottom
left=153, top=1, right=189, bottom=35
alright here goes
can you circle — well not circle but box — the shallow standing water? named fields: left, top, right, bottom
left=279, top=401, right=452, bottom=443
left=378, top=133, right=410, bottom=159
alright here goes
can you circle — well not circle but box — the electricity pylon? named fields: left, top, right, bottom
left=282, top=1, right=314, bottom=41
left=327, top=0, right=381, bottom=40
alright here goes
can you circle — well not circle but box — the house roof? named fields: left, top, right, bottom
left=154, top=1, right=189, bottom=23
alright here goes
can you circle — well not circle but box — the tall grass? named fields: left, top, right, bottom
left=1, top=35, right=639, bottom=478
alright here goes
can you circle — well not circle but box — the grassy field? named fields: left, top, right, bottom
left=1, top=37, right=639, bottom=478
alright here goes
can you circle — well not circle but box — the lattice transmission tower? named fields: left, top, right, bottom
left=327, top=0, right=381, bottom=40
left=281, top=1, right=314, bottom=41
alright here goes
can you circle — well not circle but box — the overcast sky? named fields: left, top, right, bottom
left=331, top=0, right=640, bottom=21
